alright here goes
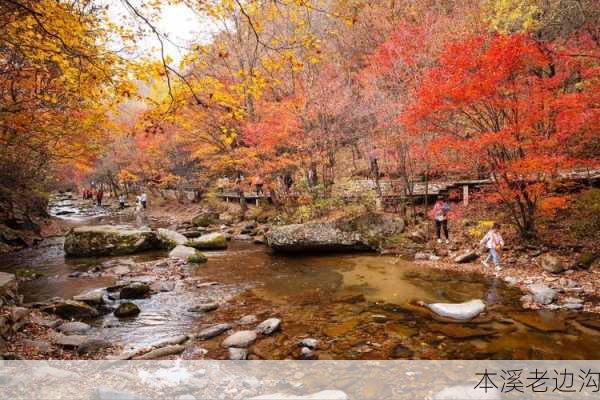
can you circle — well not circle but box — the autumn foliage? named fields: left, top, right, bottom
left=1, top=0, right=599, bottom=237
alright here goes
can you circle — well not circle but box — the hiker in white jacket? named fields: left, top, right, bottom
left=480, top=223, right=504, bottom=271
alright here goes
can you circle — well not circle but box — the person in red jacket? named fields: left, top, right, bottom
left=96, top=190, right=103, bottom=206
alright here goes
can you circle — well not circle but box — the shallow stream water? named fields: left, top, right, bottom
left=0, top=195, right=598, bottom=359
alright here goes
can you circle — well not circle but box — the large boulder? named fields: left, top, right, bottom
left=41, top=300, right=99, bottom=319
left=119, top=283, right=150, bottom=299
left=64, top=226, right=158, bottom=257
left=266, top=213, right=404, bottom=253
left=156, top=228, right=187, bottom=250
left=169, top=245, right=207, bottom=263
left=187, top=232, right=228, bottom=250
left=540, top=254, right=564, bottom=274
left=73, top=289, right=105, bottom=305
left=427, top=299, right=486, bottom=321
left=192, top=212, right=217, bottom=227
left=266, top=223, right=370, bottom=253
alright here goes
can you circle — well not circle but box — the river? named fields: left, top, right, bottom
left=0, top=194, right=598, bottom=359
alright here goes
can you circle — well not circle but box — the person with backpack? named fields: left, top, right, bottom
left=480, top=222, right=505, bottom=271
left=431, top=196, right=450, bottom=244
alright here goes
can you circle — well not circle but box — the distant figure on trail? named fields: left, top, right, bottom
left=96, top=190, right=103, bottom=206
left=253, top=176, right=264, bottom=195
left=283, top=173, right=293, bottom=193
left=217, top=177, right=227, bottom=193
left=431, top=197, right=450, bottom=243
left=140, top=192, right=147, bottom=209
left=119, top=193, right=125, bottom=209
left=135, top=195, right=142, bottom=213
left=480, top=222, right=504, bottom=271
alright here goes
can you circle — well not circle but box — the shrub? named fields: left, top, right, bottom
left=570, top=188, right=600, bottom=239
left=468, top=220, right=495, bottom=240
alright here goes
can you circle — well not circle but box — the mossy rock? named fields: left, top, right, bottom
left=188, top=253, right=208, bottom=264
left=187, top=233, right=227, bottom=250
left=156, top=228, right=187, bottom=250
left=64, top=225, right=158, bottom=257
left=578, top=252, right=599, bottom=269
left=192, top=214, right=215, bottom=227
left=114, top=302, right=140, bottom=318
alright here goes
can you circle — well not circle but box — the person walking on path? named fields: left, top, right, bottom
left=96, top=189, right=104, bottom=206
left=480, top=222, right=504, bottom=271
left=431, top=197, right=450, bottom=243
left=119, top=193, right=126, bottom=209
left=140, top=192, right=147, bottom=209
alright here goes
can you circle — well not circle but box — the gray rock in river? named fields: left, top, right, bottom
left=266, top=223, right=370, bottom=253
left=197, top=323, right=232, bottom=340
left=528, top=283, right=557, bottom=305
left=186, top=232, right=228, bottom=250
left=146, top=335, right=189, bottom=348
left=427, top=299, right=486, bottom=321
left=169, top=245, right=207, bottom=264
left=114, top=302, right=140, bottom=318
left=73, top=289, right=105, bottom=305
left=222, top=330, right=257, bottom=348
left=150, top=281, right=175, bottom=292
left=133, top=344, right=185, bottom=360
left=77, top=338, right=112, bottom=354
left=157, top=228, right=188, bottom=250
left=51, top=333, right=89, bottom=348
left=300, top=346, right=317, bottom=360
left=238, top=315, right=258, bottom=325
left=57, top=321, right=91, bottom=335
left=64, top=225, right=158, bottom=257
left=41, top=299, right=99, bottom=319
left=255, top=318, right=281, bottom=335
left=298, top=338, right=318, bottom=350
left=188, top=302, right=218, bottom=313
left=228, top=347, right=248, bottom=360
left=119, top=282, right=150, bottom=299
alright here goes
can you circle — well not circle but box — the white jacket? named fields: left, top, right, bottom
left=480, top=230, right=504, bottom=249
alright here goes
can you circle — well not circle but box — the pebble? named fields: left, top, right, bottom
left=222, top=330, right=257, bottom=348
left=188, top=302, right=219, bottom=313
left=299, top=338, right=318, bottom=349
left=255, top=318, right=281, bottom=335
left=197, top=323, right=232, bottom=340
left=228, top=347, right=248, bottom=360
left=238, top=315, right=258, bottom=325
left=300, top=347, right=316, bottom=359
left=56, top=321, right=91, bottom=335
